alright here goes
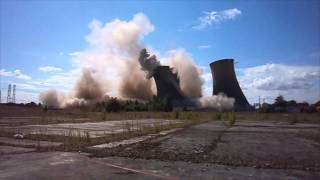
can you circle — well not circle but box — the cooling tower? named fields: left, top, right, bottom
left=210, top=59, right=250, bottom=110
left=152, top=66, right=190, bottom=107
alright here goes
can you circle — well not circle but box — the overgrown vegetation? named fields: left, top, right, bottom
left=94, top=96, right=172, bottom=112
left=1, top=111, right=319, bottom=152
left=105, top=97, right=121, bottom=112
left=258, top=95, right=319, bottom=113
left=216, top=112, right=236, bottom=127
left=0, top=116, right=209, bottom=151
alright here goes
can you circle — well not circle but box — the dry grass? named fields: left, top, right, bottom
left=3, top=106, right=319, bottom=127
left=0, top=115, right=209, bottom=151
left=1, top=110, right=319, bottom=152
left=12, top=118, right=203, bottom=151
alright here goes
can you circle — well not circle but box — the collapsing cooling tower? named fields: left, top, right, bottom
left=138, top=48, right=193, bottom=107
left=152, top=66, right=191, bottom=107
left=210, top=59, right=250, bottom=109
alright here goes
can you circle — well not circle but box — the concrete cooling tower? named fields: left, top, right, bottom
left=210, top=59, right=250, bottom=110
left=152, top=66, right=192, bottom=107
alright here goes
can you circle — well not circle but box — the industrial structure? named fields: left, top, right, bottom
left=152, top=66, right=193, bottom=107
left=7, top=84, right=12, bottom=103
left=210, top=59, right=250, bottom=110
left=139, top=49, right=249, bottom=110
left=12, top=84, right=16, bottom=104
left=138, top=48, right=194, bottom=108
left=6, top=84, right=16, bottom=104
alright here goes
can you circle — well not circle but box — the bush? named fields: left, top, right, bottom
left=215, top=113, right=222, bottom=120
left=43, top=105, right=48, bottom=112
left=106, top=97, right=121, bottom=112
left=220, top=112, right=236, bottom=127
left=147, top=96, right=171, bottom=111
left=227, top=113, right=236, bottom=126
left=174, top=111, right=180, bottom=119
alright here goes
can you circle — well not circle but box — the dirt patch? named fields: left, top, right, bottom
left=90, top=120, right=320, bottom=171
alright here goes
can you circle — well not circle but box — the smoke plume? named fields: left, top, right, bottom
left=74, top=68, right=104, bottom=100
left=165, top=49, right=203, bottom=98
left=40, top=12, right=235, bottom=111
left=138, top=48, right=160, bottom=78
left=39, top=89, right=65, bottom=108
left=40, top=13, right=155, bottom=108
left=200, top=93, right=235, bottom=111
left=120, top=60, right=154, bottom=101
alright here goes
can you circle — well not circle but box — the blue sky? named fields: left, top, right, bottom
left=1, top=0, right=320, bottom=104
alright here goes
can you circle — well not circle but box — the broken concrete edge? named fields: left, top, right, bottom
left=0, top=137, right=63, bottom=149
left=0, top=121, right=186, bottom=151
left=1, top=152, right=319, bottom=179
left=0, top=145, right=36, bottom=155
left=0, top=119, right=184, bottom=139
left=86, top=128, right=183, bottom=151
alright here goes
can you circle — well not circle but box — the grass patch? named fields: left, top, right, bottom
left=220, top=112, right=236, bottom=127
left=2, top=111, right=319, bottom=152
left=214, top=112, right=222, bottom=120
left=9, top=117, right=208, bottom=151
left=289, top=116, right=298, bottom=125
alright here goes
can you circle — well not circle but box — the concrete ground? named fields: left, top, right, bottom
left=93, top=120, right=320, bottom=172
left=0, top=137, right=63, bottom=147
left=0, top=146, right=34, bottom=155
left=1, top=152, right=319, bottom=180
left=1, top=119, right=181, bottom=137
left=1, top=119, right=319, bottom=179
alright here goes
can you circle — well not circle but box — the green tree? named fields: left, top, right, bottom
left=106, top=97, right=121, bottom=112
left=274, top=95, right=286, bottom=106
left=287, top=100, right=297, bottom=107
left=148, top=96, right=166, bottom=111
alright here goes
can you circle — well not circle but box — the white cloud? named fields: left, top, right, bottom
left=44, top=71, right=79, bottom=89
left=241, top=64, right=320, bottom=91
left=28, top=69, right=80, bottom=91
left=194, top=8, right=242, bottom=30
left=11, top=82, right=50, bottom=91
left=69, top=51, right=81, bottom=56
left=39, top=66, right=63, bottom=72
left=201, top=70, right=212, bottom=96
left=0, top=69, right=32, bottom=80
left=15, top=90, right=39, bottom=103
left=201, top=72, right=212, bottom=82
left=198, top=45, right=211, bottom=49
left=238, top=64, right=320, bottom=103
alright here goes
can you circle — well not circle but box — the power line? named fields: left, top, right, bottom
left=0, top=98, right=38, bottom=103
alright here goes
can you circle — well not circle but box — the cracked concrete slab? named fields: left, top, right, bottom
left=2, top=119, right=181, bottom=138
left=88, top=128, right=182, bottom=150
left=96, top=120, right=320, bottom=172
left=103, top=156, right=320, bottom=180
left=0, top=146, right=34, bottom=155
left=210, top=121, right=320, bottom=170
left=0, top=137, right=63, bottom=148
left=0, top=152, right=319, bottom=180
left=156, top=121, right=226, bottom=155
